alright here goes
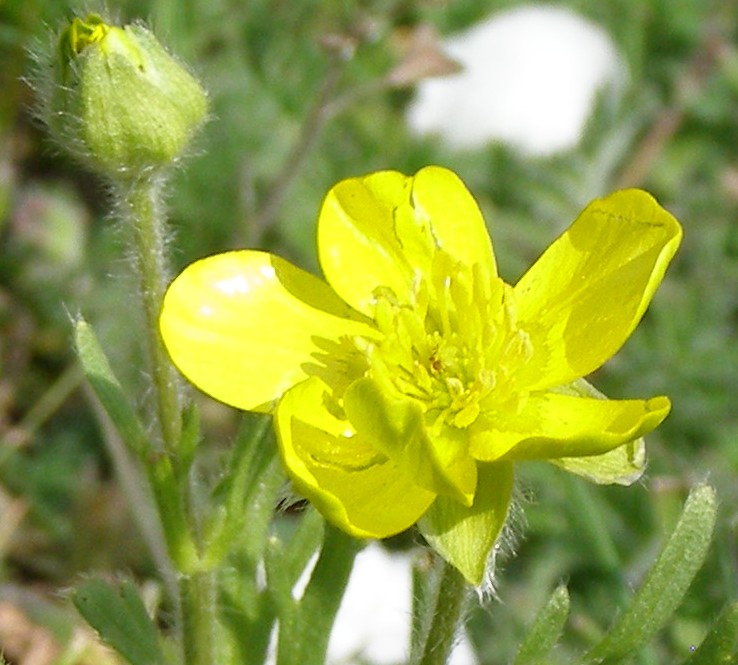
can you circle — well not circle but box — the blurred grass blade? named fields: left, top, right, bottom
left=583, top=484, right=717, bottom=664
left=74, top=317, right=150, bottom=456
left=681, top=602, right=738, bottom=664
left=513, top=585, right=570, bottom=665
left=73, top=578, right=164, bottom=665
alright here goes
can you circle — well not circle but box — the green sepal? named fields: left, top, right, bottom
left=582, top=484, right=717, bottom=664
left=73, top=578, right=165, bottom=665
left=74, top=317, right=150, bottom=457
left=513, top=585, right=570, bottom=665
left=681, top=602, right=738, bottom=665
left=418, top=461, right=513, bottom=585
left=552, top=378, right=645, bottom=485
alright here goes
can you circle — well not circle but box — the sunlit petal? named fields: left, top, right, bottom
left=470, top=391, right=670, bottom=461
left=512, top=189, right=682, bottom=390
left=343, top=377, right=477, bottom=505
left=318, top=166, right=496, bottom=315
left=160, top=250, right=374, bottom=411
left=410, top=166, right=497, bottom=281
left=276, top=376, right=436, bottom=538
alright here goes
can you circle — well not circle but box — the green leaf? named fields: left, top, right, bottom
left=73, top=578, right=164, bottom=665
left=74, top=317, right=150, bottom=456
left=418, top=461, right=513, bottom=585
left=513, top=585, right=570, bottom=665
left=681, top=602, right=738, bottom=665
left=582, top=484, right=717, bottom=664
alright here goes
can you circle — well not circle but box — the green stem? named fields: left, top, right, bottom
left=120, top=175, right=183, bottom=458
left=414, top=556, right=469, bottom=665
left=180, top=570, right=219, bottom=665
left=275, top=524, right=361, bottom=665
left=119, top=174, right=216, bottom=665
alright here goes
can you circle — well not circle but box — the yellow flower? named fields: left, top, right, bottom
left=160, top=167, right=681, bottom=583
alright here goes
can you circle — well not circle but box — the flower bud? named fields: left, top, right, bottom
left=44, top=14, right=208, bottom=178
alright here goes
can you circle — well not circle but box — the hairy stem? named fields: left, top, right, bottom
left=119, top=174, right=216, bottom=665
left=413, top=556, right=469, bottom=665
left=121, top=174, right=183, bottom=456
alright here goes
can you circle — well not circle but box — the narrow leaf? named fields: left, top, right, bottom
left=583, top=484, right=717, bottom=663
left=681, top=602, right=738, bottom=665
left=514, top=585, right=570, bottom=665
left=73, top=578, right=164, bottom=665
left=74, top=318, right=149, bottom=456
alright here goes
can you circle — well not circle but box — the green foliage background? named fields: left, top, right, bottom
left=1, top=0, right=737, bottom=662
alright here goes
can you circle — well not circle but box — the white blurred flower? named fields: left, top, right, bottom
left=406, top=4, right=625, bottom=156
left=327, top=544, right=477, bottom=665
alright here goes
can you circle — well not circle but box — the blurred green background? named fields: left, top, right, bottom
left=1, top=0, right=737, bottom=663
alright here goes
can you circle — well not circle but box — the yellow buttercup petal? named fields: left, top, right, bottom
left=409, top=166, right=497, bottom=282
left=160, top=250, right=374, bottom=411
left=343, top=377, right=477, bottom=505
left=276, top=377, right=435, bottom=538
left=469, top=391, right=671, bottom=462
left=318, top=170, right=416, bottom=315
left=318, top=166, right=497, bottom=315
left=512, top=189, right=682, bottom=391
left=547, top=378, right=646, bottom=485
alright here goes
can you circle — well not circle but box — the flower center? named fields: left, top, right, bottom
left=363, top=251, right=531, bottom=433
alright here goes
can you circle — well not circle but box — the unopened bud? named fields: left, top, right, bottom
left=43, top=14, right=208, bottom=178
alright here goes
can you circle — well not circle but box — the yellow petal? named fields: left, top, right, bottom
left=160, top=250, right=374, bottom=411
left=318, top=170, right=415, bottom=314
left=469, top=391, right=671, bottom=462
left=318, top=166, right=497, bottom=315
left=343, top=377, right=477, bottom=505
left=410, top=166, right=497, bottom=281
left=276, top=376, right=435, bottom=538
left=548, top=378, right=646, bottom=485
left=512, top=189, right=682, bottom=391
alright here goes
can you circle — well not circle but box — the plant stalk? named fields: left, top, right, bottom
left=120, top=173, right=216, bottom=665
left=121, top=174, right=183, bottom=457
left=413, top=555, right=469, bottom=665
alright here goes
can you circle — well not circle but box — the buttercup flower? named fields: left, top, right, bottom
left=160, top=166, right=681, bottom=583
